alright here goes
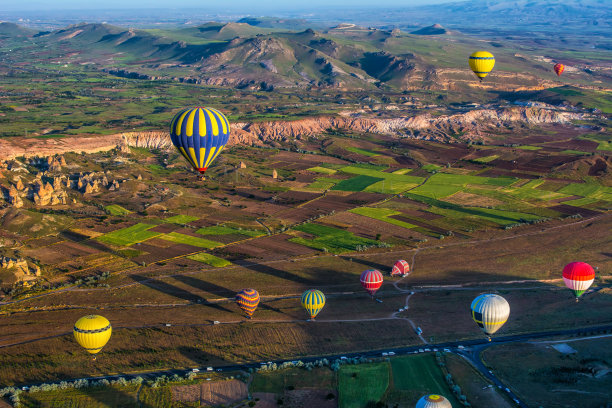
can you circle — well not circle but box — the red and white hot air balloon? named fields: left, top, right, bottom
left=562, top=262, right=595, bottom=300
left=360, top=269, right=383, bottom=297
left=391, top=260, right=410, bottom=276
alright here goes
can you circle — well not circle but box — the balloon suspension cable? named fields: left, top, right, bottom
left=479, top=77, right=483, bottom=82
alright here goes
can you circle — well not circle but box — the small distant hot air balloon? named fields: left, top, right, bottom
left=391, top=260, right=410, bottom=276
left=471, top=294, right=510, bottom=341
left=416, top=394, right=452, bottom=408
left=563, top=262, right=595, bottom=301
left=301, top=289, right=326, bottom=320
left=554, top=63, right=565, bottom=76
left=236, top=288, right=260, bottom=318
left=73, top=315, right=112, bottom=360
left=469, top=51, right=495, bottom=81
left=360, top=269, right=383, bottom=298
left=169, top=107, right=230, bottom=175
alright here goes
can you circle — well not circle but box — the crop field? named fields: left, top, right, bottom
left=158, top=232, right=223, bottom=249
left=308, top=166, right=338, bottom=174
left=339, top=165, right=424, bottom=193
left=387, top=354, right=461, bottom=407
left=349, top=207, right=417, bottom=229
left=20, top=385, right=140, bottom=408
left=473, top=154, right=500, bottom=163
left=196, top=225, right=264, bottom=237
left=163, top=215, right=199, bottom=224
left=289, top=222, right=383, bottom=253
left=187, top=252, right=232, bottom=267
left=331, top=175, right=383, bottom=191
left=305, top=177, right=339, bottom=191
left=104, top=205, right=131, bottom=216
left=483, top=338, right=612, bottom=408
left=344, top=146, right=380, bottom=157
left=338, top=362, right=390, bottom=408
left=96, top=223, right=161, bottom=246
left=251, top=367, right=336, bottom=394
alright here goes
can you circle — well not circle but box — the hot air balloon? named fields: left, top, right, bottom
left=391, top=260, right=410, bottom=276
left=562, top=262, right=595, bottom=300
left=360, top=269, right=383, bottom=297
left=169, top=107, right=230, bottom=175
left=73, top=315, right=112, bottom=360
left=470, top=294, right=509, bottom=341
left=468, top=51, right=495, bottom=81
left=236, top=288, right=260, bottom=318
left=301, top=289, right=325, bottom=320
left=416, top=394, right=452, bottom=408
left=554, top=63, right=565, bottom=76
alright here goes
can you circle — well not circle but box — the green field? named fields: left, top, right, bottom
left=187, top=252, right=232, bottom=267
left=338, top=363, right=390, bottom=408
left=409, top=173, right=517, bottom=199
left=331, top=175, right=383, bottom=191
left=515, top=145, right=542, bottom=150
left=196, top=225, right=264, bottom=237
left=290, top=223, right=383, bottom=253
left=163, top=215, right=199, bottom=224
left=97, top=223, right=160, bottom=246
left=306, top=177, right=340, bottom=191
left=345, top=146, right=380, bottom=157
left=308, top=166, right=338, bottom=174
left=339, top=165, right=424, bottom=194
left=392, top=168, right=412, bottom=175
left=158, top=232, right=223, bottom=249
left=350, top=207, right=417, bottom=229
left=387, top=354, right=461, bottom=406
left=104, top=204, right=131, bottom=216
left=473, top=155, right=499, bottom=163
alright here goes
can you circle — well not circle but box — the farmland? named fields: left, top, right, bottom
left=0, top=16, right=610, bottom=407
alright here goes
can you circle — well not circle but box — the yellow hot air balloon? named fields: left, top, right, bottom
left=301, top=289, right=326, bottom=320
left=73, top=315, right=112, bottom=359
left=469, top=51, right=495, bottom=81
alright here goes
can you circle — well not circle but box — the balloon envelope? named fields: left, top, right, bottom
left=73, top=315, right=112, bottom=355
left=236, top=288, right=260, bottom=317
left=554, top=63, right=565, bottom=76
left=169, top=107, right=230, bottom=174
left=301, top=289, right=326, bottom=319
left=416, top=394, right=452, bottom=408
left=360, top=269, right=383, bottom=296
left=562, top=262, right=595, bottom=298
left=469, top=51, right=495, bottom=80
left=391, top=260, right=410, bottom=276
left=471, top=294, right=510, bottom=337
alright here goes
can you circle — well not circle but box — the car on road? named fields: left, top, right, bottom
left=415, top=327, right=423, bottom=335
left=505, top=388, right=511, bottom=393
left=191, top=368, right=200, bottom=373
left=418, top=349, right=424, bottom=353
left=206, top=367, right=213, bottom=372
left=382, top=352, right=388, bottom=356
left=443, top=348, right=451, bottom=353
left=457, top=345, right=465, bottom=349
left=388, top=352, right=395, bottom=356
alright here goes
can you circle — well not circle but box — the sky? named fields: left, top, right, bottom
left=2, top=0, right=463, bottom=11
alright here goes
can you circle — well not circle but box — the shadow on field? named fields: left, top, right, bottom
left=340, top=256, right=390, bottom=273
left=236, top=260, right=314, bottom=285
left=178, top=346, right=218, bottom=366
left=131, top=274, right=233, bottom=313
left=78, top=383, right=154, bottom=408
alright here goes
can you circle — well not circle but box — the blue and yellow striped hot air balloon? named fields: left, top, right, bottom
left=301, top=289, right=326, bottom=320
left=236, top=288, right=260, bottom=318
left=169, top=107, right=230, bottom=174
left=468, top=51, right=495, bottom=81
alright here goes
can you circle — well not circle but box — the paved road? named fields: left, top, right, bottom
left=15, top=323, right=612, bottom=407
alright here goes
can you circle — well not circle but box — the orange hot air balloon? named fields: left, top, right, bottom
left=554, top=63, right=565, bottom=76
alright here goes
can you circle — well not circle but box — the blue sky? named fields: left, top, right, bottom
left=3, top=0, right=462, bottom=11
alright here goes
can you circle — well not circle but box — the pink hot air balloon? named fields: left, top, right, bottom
left=360, top=269, right=383, bottom=297
left=391, top=260, right=410, bottom=276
